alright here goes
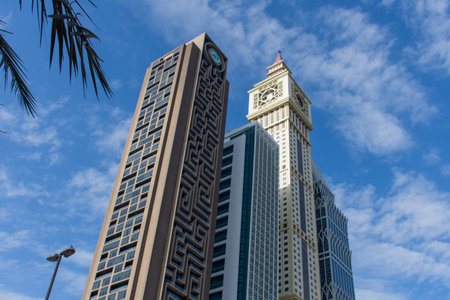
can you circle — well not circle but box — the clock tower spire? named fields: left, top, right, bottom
left=247, top=54, right=321, bottom=300
left=266, top=50, right=291, bottom=79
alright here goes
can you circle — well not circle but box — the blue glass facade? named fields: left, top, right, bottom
left=209, top=122, right=279, bottom=300
left=313, top=162, right=355, bottom=300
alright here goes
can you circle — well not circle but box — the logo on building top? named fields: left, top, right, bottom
left=209, top=49, right=221, bottom=65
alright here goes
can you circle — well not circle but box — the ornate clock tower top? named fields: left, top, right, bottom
left=247, top=51, right=312, bottom=129
left=266, top=50, right=291, bottom=78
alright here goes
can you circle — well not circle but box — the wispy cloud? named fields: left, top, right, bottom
left=332, top=169, right=450, bottom=289
left=423, top=148, right=450, bottom=176
left=356, top=288, right=408, bottom=300
left=58, top=267, right=88, bottom=296
left=131, top=0, right=436, bottom=156
left=93, top=115, right=131, bottom=155
left=404, top=0, right=450, bottom=74
left=70, top=248, right=94, bottom=268
left=67, top=164, right=118, bottom=217
left=0, top=230, right=30, bottom=251
left=0, top=166, right=42, bottom=198
left=0, top=285, right=41, bottom=300
left=0, top=98, right=66, bottom=165
left=110, top=79, right=123, bottom=90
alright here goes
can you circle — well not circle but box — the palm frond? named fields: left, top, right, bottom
left=0, top=22, right=37, bottom=117
left=28, top=0, right=112, bottom=98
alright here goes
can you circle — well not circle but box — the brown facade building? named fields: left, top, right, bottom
left=82, top=33, right=229, bottom=300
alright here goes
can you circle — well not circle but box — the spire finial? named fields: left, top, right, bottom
left=274, top=50, right=282, bottom=63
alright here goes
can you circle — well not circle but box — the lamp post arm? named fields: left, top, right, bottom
left=45, top=255, right=62, bottom=300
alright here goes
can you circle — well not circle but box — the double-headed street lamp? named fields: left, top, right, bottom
left=45, top=245, right=76, bottom=300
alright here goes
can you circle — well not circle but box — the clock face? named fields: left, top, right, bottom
left=210, top=49, right=221, bottom=65
left=255, top=83, right=279, bottom=108
left=295, top=92, right=304, bottom=108
left=294, top=90, right=308, bottom=116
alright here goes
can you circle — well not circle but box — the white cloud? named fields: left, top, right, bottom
left=0, top=166, right=42, bottom=198
left=94, top=116, right=131, bottom=155
left=356, top=288, right=407, bottom=300
left=58, top=267, right=88, bottom=296
left=332, top=169, right=450, bottom=288
left=69, top=248, right=94, bottom=268
left=441, top=164, right=450, bottom=176
left=0, top=285, right=41, bottom=300
left=0, top=230, right=30, bottom=251
left=68, top=164, right=118, bottom=216
left=404, top=0, right=450, bottom=74
left=424, top=148, right=442, bottom=164
left=110, top=79, right=123, bottom=90
left=335, top=101, right=413, bottom=154
left=1, top=100, right=64, bottom=164
left=422, top=148, right=450, bottom=176
left=131, top=0, right=435, bottom=156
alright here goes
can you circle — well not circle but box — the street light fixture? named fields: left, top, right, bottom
left=45, top=245, right=76, bottom=300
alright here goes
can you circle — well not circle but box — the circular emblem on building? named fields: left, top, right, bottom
left=209, top=49, right=221, bottom=65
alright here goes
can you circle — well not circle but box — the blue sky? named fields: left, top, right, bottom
left=1, top=0, right=449, bottom=299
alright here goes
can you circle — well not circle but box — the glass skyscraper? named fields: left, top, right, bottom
left=312, top=162, right=355, bottom=300
left=209, top=122, right=279, bottom=300
left=82, top=33, right=229, bottom=300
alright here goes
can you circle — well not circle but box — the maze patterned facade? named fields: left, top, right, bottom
left=82, top=33, right=228, bottom=300
left=162, top=38, right=229, bottom=300
left=312, top=162, right=355, bottom=300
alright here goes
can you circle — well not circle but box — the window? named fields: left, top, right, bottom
left=217, top=203, right=229, bottom=216
left=222, top=145, right=234, bottom=156
left=214, top=230, right=227, bottom=243
left=220, top=167, right=232, bottom=178
left=222, top=156, right=233, bottom=167
left=218, top=191, right=230, bottom=203
left=210, top=275, right=224, bottom=289
left=215, top=217, right=228, bottom=229
left=219, top=178, right=231, bottom=190
left=213, top=244, right=226, bottom=257
left=209, top=291, right=222, bottom=300
left=212, top=259, right=225, bottom=273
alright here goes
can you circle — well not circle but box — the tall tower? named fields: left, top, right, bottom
left=312, top=162, right=355, bottom=300
left=209, top=122, right=279, bottom=300
left=82, top=33, right=229, bottom=300
left=247, top=52, right=321, bottom=300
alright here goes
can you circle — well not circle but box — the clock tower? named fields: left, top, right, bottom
left=247, top=52, right=321, bottom=300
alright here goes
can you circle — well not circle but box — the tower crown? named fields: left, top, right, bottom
left=266, top=50, right=291, bottom=78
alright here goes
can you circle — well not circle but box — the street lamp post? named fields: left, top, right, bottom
left=45, top=245, right=76, bottom=300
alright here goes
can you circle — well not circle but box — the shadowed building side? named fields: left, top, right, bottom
left=82, top=33, right=229, bottom=300
left=312, top=162, right=355, bottom=300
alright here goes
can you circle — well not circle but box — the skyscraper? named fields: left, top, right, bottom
left=312, top=162, right=355, bottom=300
left=209, top=122, right=279, bottom=300
left=82, top=33, right=229, bottom=300
left=247, top=52, right=322, bottom=300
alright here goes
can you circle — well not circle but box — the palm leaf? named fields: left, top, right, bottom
left=0, top=22, right=37, bottom=117
left=28, top=0, right=112, bottom=98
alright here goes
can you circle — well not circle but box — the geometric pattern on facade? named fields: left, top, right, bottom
left=82, top=33, right=228, bottom=300
left=162, top=38, right=229, bottom=300
left=312, top=162, right=355, bottom=300
left=84, top=48, right=182, bottom=300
